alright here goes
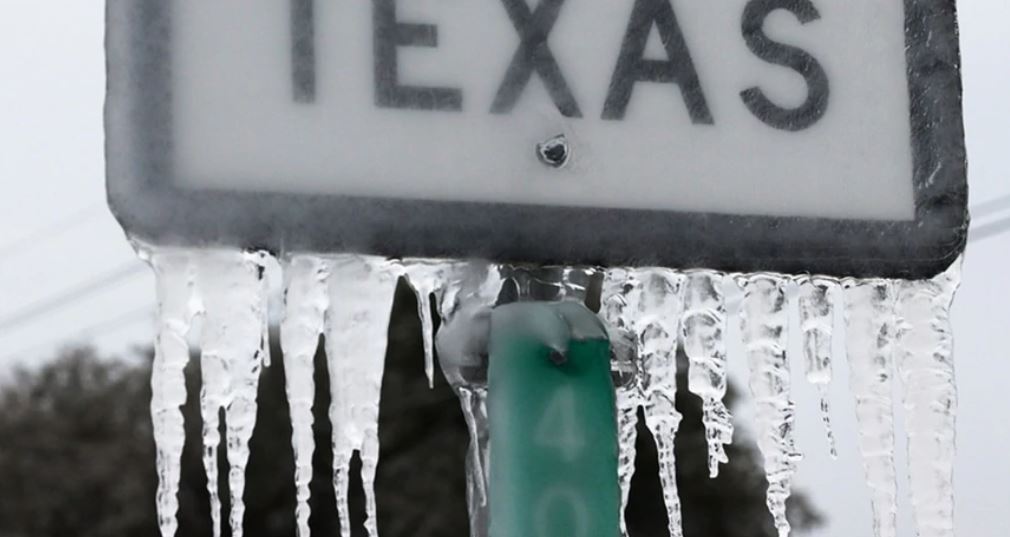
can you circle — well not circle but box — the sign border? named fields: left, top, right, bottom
left=106, top=0, right=968, bottom=279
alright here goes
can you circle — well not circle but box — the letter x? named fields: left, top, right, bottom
left=490, top=0, right=582, bottom=118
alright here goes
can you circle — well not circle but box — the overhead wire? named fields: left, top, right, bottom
left=0, top=203, right=104, bottom=259
left=0, top=305, right=155, bottom=364
left=0, top=192, right=1003, bottom=353
left=0, top=261, right=146, bottom=333
left=969, top=193, right=1010, bottom=244
left=970, top=215, right=1010, bottom=244
left=970, top=193, right=1010, bottom=220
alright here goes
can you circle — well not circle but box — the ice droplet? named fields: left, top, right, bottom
left=895, top=263, right=960, bottom=537
left=324, top=255, right=401, bottom=537
left=681, top=271, right=733, bottom=478
left=150, top=252, right=198, bottom=537
left=736, top=274, right=800, bottom=537
left=196, top=250, right=271, bottom=537
left=844, top=279, right=899, bottom=537
left=281, top=256, right=330, bottom=537
left=797, top=276, right=839, bottom=458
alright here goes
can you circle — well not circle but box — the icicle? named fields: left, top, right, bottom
left=600, top=268, right=686, bottom=537
left=614, top=387, right=639, bottom=536
left=638, top=270, right=687, bottom=537
left=324, top=255, right=402, bottom=537
left=843, top=279, right=899, bottom=537
left=458, top=385, right=490, bottom=535
left=737, top=274, right=800, bottom=537
left=196, top=250, right=271, bottom=537
left=600, top=268, right=640, bottom=537
left=149, top=252, right=198, bottom=537
left=404, top=260, right=458, bottom=388
left=280, top=256, right=330, bottom=537
left=797, top=276, right=839, bottom=458
left=681, top=271, right=733, bottom=478
left=895, top=263, right=960, bottom=537
left=434, top=262, right=504, bottom=537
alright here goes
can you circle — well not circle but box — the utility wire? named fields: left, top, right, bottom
left=970, top=215, right=1010, bottom=244
left=971, top=193, right=1010, bottom=220
left=78, top=305, right=156, bottom=340
left=0, top=203, right=104, bottom=258
left=969, top=193, right=1010, bottom=244
left=0, top=305, right=155, bottom=364
left=0, top=261, right=146, bottom=333
left=0, top=194, right=1006, bottom=337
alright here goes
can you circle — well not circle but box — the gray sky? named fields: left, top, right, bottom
left=0, top=2, right=1007, bottom=536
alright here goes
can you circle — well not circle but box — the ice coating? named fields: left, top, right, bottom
left=434, top=262, right=505, bottom=537
left=895, top=264, right=960, bottom=537
left=797, top=277, right=839, bottom=458
left=458, top=385, right=490, bottom=536
left=736, top=274, right=800, bottom=537
left=404, top=260, right=457, bottom=388
left=501, top=266, right=595, bottom=303
left=638, top=271, right=687, bottom=537
left=600, top=268, right=686, bottom=537
left=134, top=245, right=964, bottom=537
left=681, top=271, right=733, bottom=478
left=324, top=255, right=402, bottom=537
left=150, top=252, right=198, bottom=537
left=196, top=251, right=271, bottom=537
left=280, top=256, right=331, bottom=537
left=843, top=280, right=899, bottom=537
left=599, top=269, right=639, bottom=537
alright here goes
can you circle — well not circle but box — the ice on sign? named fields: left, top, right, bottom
left=144, top=253, right=962, bottom=537
left=107, top=0, right=967, bottom=279
left=111, top=2, right=967, bottom=537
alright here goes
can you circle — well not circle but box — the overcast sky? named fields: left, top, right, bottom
left=0, top=2, right=1007, bottom=536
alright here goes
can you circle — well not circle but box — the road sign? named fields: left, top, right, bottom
left=106, top=0, right=967, bottom=278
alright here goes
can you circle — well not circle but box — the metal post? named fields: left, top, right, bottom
left=487, top=301, right=620, bottom=537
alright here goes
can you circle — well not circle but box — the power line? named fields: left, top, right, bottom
left=970, top=215, right=1010, bottom=244
left=0, top=305, right=155, bottom=364
left=0, top=203, right=103, bottom=258
left=78, top=305, right=156, bottom=340
left=0, top=261, right=146, bottom=333
left=972, top=193, right=1010, bottom=220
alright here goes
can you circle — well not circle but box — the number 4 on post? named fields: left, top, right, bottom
left=488, top=302, right=620, bottom=537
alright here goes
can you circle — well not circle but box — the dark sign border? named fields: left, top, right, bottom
left=106, top=0, right=967, bottom=280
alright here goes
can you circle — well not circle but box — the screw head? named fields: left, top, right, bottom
left=536, top=134, right=571, bottom=169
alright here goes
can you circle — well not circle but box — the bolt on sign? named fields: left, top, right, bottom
left=106, top=0, right=967, bottom=279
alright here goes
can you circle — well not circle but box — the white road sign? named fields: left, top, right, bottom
left=106, top=0, right=967, bottom=278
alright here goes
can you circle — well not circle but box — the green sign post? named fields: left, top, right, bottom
left=488, top=302, right=620, bottom=537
